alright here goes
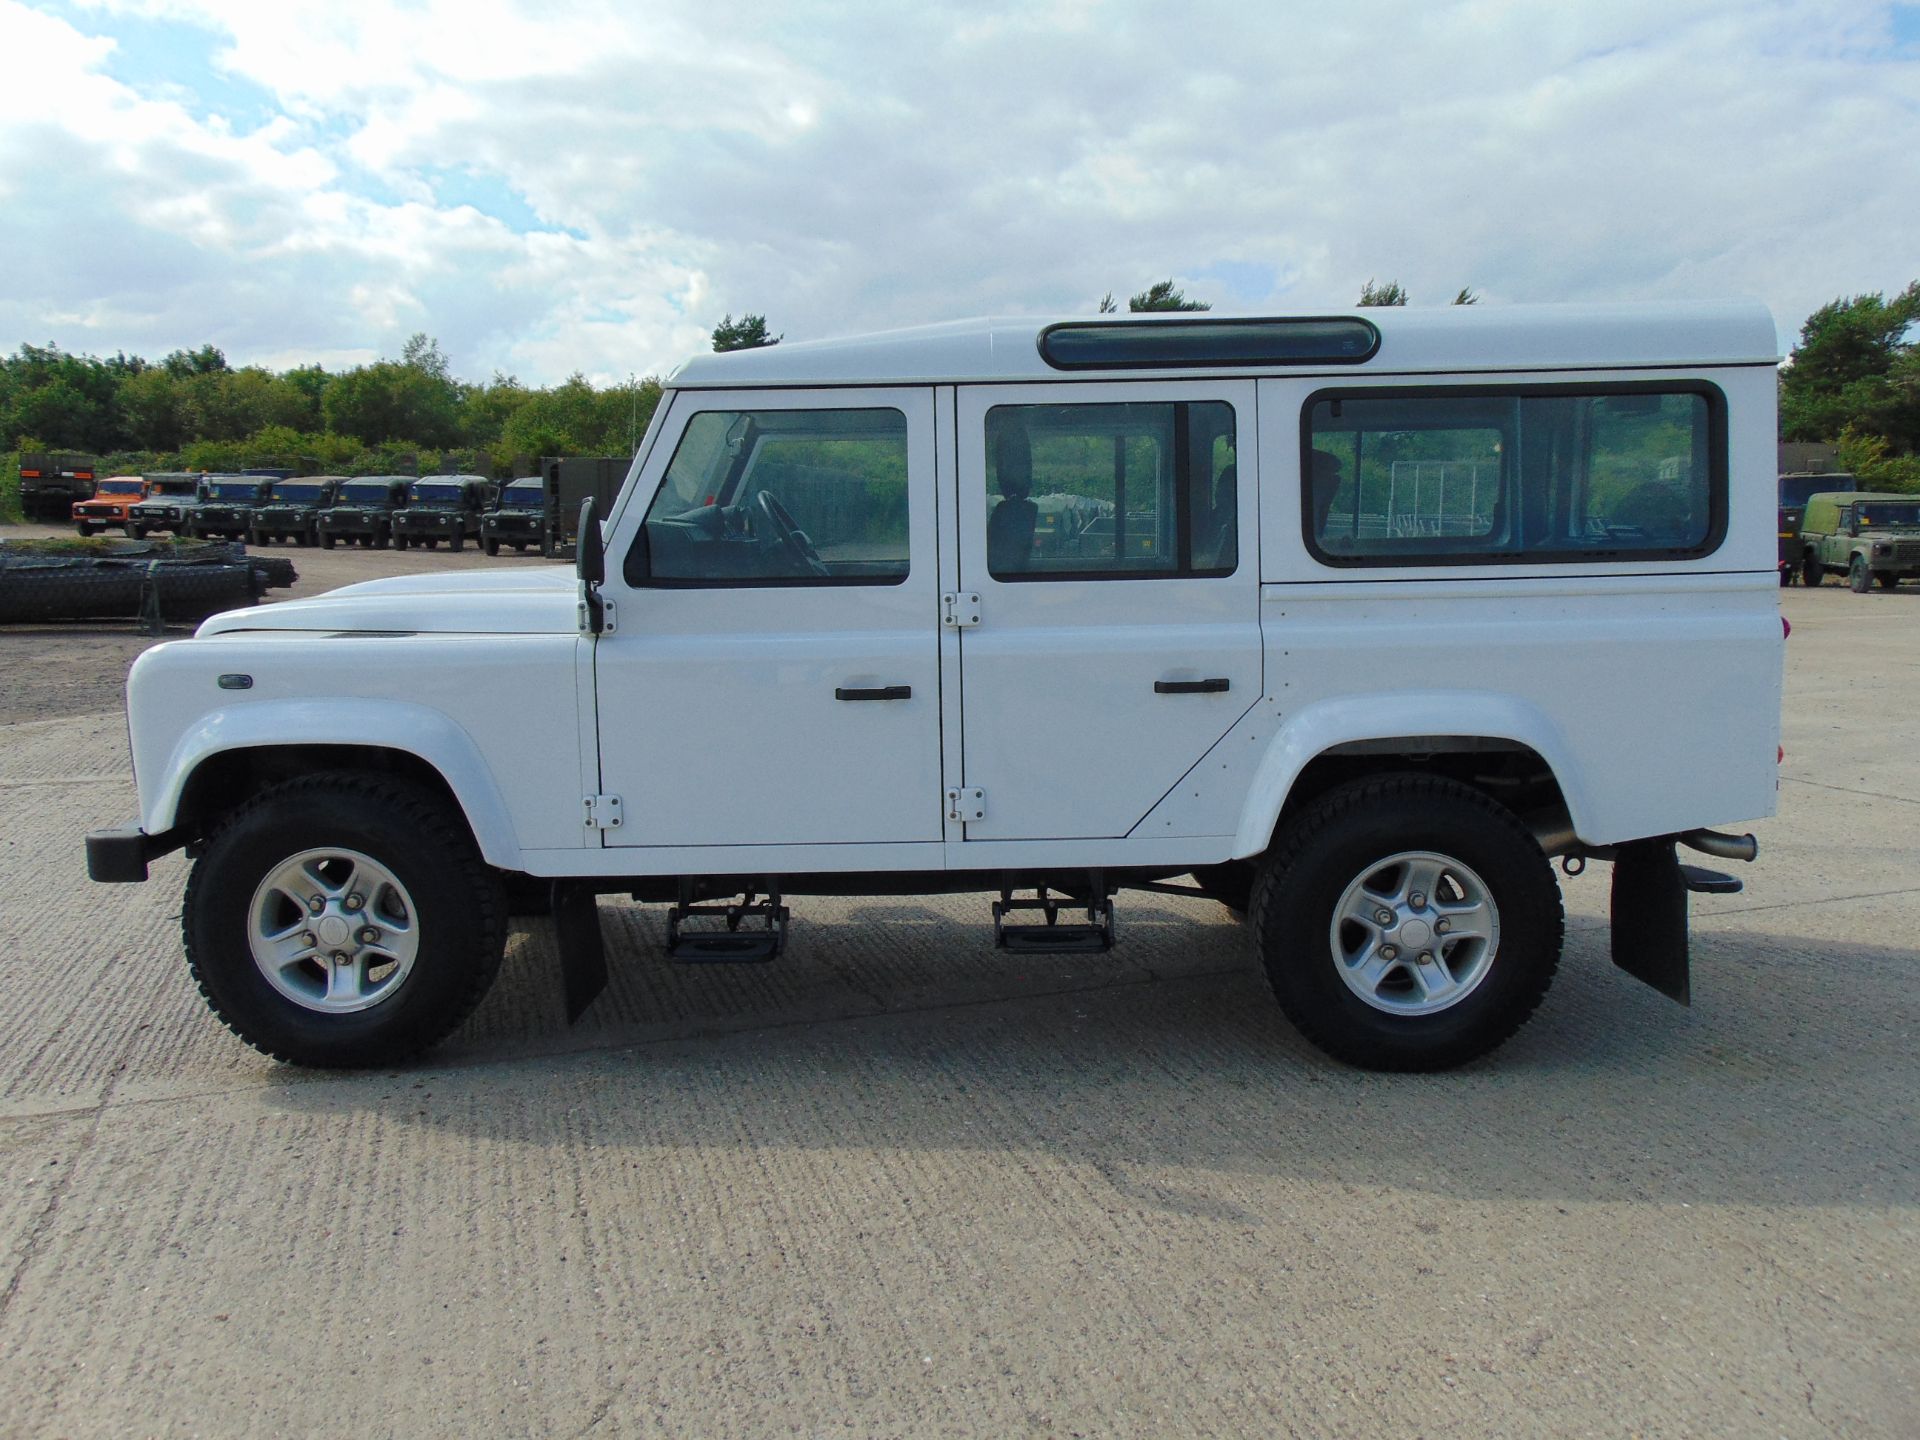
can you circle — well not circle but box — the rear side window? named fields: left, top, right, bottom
left=1303, top=384, right=1724, bottom=565
left=984, top=400, right=1237, bottom=580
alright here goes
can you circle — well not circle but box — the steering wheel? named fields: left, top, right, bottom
left=751, top=490, right=829, bottom=577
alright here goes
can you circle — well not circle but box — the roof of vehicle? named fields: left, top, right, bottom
left=1822, top=491, right=1919, bottom=505
left=667, top=301, right=1779, bottom=389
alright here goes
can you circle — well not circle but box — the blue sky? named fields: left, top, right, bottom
left=2, top=0, right=1917, bottom=383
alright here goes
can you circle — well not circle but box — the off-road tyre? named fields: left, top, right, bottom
left=449, top=533, right=464, bottom=553
left=394, top=535, right=410, bottom=551
left=1250, top=773, right=1564, bottom=1071
left=320, top=532, right=336, bottom=549
left=1849, top=555, right=1872, bottom=593
left=183, top=771, right=506, bottom=1068
left=1803, top=554, right=1822, bottom=586
left=1779, top=567, right=1793, bottom=587
left=75, top=521, right=94, bottom=537
left=483, top=538, right=500, bottom=556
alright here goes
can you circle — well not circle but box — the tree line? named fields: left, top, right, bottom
left=6, top=279, right=1915, bottom=495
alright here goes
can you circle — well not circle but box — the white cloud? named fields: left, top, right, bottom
left=6, top=0, right=1920, bottom=382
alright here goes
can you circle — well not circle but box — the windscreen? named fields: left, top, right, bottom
left=338, top=483, right=392, bottom=504
left=204, top=481, right=262, bottom=501
left=409, top=482, right=463, bottom=503
left=501, top=482, right=544, bottom=509
left=1856, top=502, right=1920, bottom=526
left=1779, top=475, right=1852, bottom=508
left=99, top=479, right=144, bottom=495
left=271, top=483, right=325, bottom=502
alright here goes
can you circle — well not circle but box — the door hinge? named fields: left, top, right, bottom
left=584, top=793, right=624, bottom=830
left=945, top=786, right=985, bottom=822
left=579, top=593, right=615, bottom=635
left=941, top=592, right=981, bottom=629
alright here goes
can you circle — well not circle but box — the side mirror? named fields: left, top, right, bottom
left=577, top=496, right=604, bottom=586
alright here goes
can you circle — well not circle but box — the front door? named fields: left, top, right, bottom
left=954, top=381, right=1262, bottom=841
left=595, top=387, right=944, bottom=848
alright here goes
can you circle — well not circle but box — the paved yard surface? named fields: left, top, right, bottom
left=1, top=547, right=1915, bottom=1437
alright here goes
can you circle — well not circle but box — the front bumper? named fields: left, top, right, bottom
left=318, top=511, right=388, bottom=534
left=85, top=825, right=184, bottom=883
left=394, top=511, right=470, bottom=535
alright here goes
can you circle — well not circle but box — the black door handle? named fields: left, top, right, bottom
left=835, top=685, right=912, bottom=701
left=1154, top=678, right=1230, bottom=695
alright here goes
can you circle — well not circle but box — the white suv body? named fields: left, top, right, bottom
left=89, top=302, right=1783, bottom=1071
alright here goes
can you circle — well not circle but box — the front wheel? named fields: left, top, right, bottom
left=394, top=535, right=410, bottom=551
left=183, top=772, right=506, bottom=1067
left=449, top=533, right=464, bottom=552
left=75, top=521, right=95, bottom=537
left=320, top=532, right=336, bottom=550
left=1250, top=774, right=1564, bottom=1071
left=1849, top=555, right=1872, bottom=593
left=483, top=538, right=499, bottom=556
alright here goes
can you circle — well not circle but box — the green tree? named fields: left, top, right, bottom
left=1359, top=279, right=1408, bottom=306
left=1097, top=293, right=1118, bottom=313
left=713, top=314, right=781, bottom=351
left=1780, top=283, right=1920, bottom=449
left=162, top=344, right=228, bottom=378
left=117, top=367, right=188, bottom=451
left=1453, top=287, right=1479, bottom=306
left=1128, top=280, right=1210, bottom=312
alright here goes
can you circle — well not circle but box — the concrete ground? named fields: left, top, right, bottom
left=0, top=536, right=1915, bottom=1437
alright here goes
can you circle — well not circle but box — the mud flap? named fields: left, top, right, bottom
left=1610, top=839, right=1690, bottom=1005
left=551, top=881, right=609, bottom=1022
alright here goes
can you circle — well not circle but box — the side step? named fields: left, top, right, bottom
left=993, top=883, right=1116, bottom=954
left=667, top=880, right=789, bottom=963
left=1680, top=863, right=1742, bottom=895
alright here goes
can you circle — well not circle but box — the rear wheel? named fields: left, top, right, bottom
left=1850, top=555, right=1872, bottom=593
left=1250, top=774, right=1563, bottom=1071
left=1802, top=553, right=1822, bottom=586
left=183, top=772, right=506, bottom=1068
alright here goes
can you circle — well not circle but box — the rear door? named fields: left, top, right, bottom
left=953, top=381, right=1261, bottom=841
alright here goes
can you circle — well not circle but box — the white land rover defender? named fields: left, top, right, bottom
left=86, top=304, right=1783, bottom=1071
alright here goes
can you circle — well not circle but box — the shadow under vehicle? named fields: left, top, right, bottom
left=1799, top=491, right=1920, bottom=592
left=72, top=475, right=149, bottom=536
left=1777, top=471, right=1856, bottom=585
left=315, top=476, right=410, bottom=550
left=392, top=474, right=495, bottom=552
left=249, top=476, right=345, bottom=547
left=126, top=473, right=208, bottom=539
left=187, top=475, right=276, bottom=541
left=481, top=476, right=546, bottom=555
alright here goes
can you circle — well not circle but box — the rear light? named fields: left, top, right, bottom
left=1778, top=746, right=1785, bottom=765
left=1782, top=616, right=1791, bottom=639
left=20, top=468, right=41, bottom=478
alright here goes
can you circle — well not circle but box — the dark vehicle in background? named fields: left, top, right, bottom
left=250, top=477, right=344, bottom=546
left=539, top=456, right=628, bottom=557
left=481, top=477, right=546, bottom=554
left=1800, top=491, right=1920, bottom=592
left=72, top=476, right=150, bottom=536
left=126, top=474, right=207, bottom=538
left=392, top=474, right=494, bottom=551
left=187, top=475, right=275, bottom=541
left=18, top=452, right=98, bottom=520
left=1778, top=472, right=1857, bottom=585
left=316, top=477, right=410, bottom=549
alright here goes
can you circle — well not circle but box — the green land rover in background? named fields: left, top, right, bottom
left=1798, top=491, right=1920, bottom=592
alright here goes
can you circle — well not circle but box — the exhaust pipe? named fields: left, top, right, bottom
left=1680, top=829, right=1759, bottom=863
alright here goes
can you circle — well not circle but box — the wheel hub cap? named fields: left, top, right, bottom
left=247, top=847, right=420, bottom=1014
left=1329, top=850, right=1500, bottom=1016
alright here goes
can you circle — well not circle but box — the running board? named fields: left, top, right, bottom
left=667, top=881, right=789, bottom=963
left=993, top=884, right=1116, bottom=954
left=1680, top=864, right=1742, bottom=895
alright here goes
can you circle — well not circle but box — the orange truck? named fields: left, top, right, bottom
left=72, top=476, right=151, bottom=536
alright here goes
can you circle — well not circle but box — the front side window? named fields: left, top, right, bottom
left=1305, top=386, right=1723, bottom=565
left=628, top=407, right=909, bottom=586
left=984, top=400, right=1237, bottom=580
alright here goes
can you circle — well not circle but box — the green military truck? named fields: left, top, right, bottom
left=1799, top=491, right=1920, bottom=592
